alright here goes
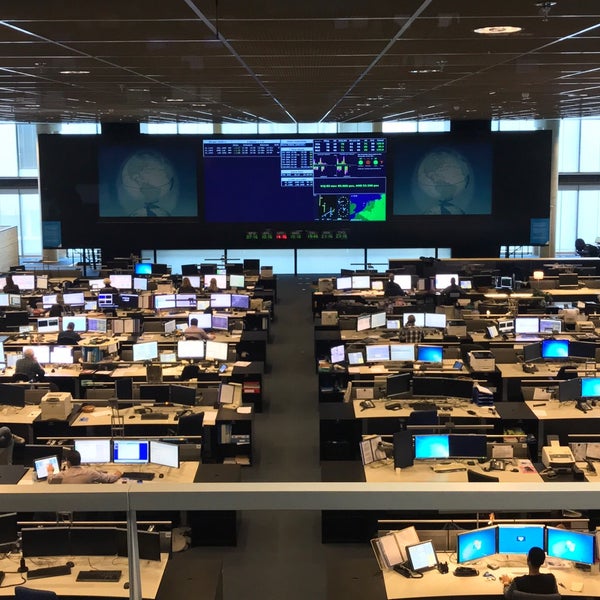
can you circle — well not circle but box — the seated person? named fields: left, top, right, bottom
left=440, top=277, right=464, bottom=305
left=384, top=273, right=405, bottom=297
left=558, top=306, right=579, bottom=330
left=178, top=277, right=197, bottom=294
left=47, top=298, right=65, bottom=317
left=501, top=546, right=558, bottom=597
left=399, top=314, right=423, bottom=343
left=47, top=449, right=121, bottom=484
left=57, top=321, right=82, bottom=345
left=15, top=348, right=45, bottom=381
left=3, top=275, right=19, bottom=294
left=184, top=317, right=215, bottom=341
left=205, top=277, right=220, bottom=293
left=0, top=426, right=25, bottom=465
left=101, top=278, right=119, bottom=295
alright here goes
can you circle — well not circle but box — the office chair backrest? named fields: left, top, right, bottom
left=177, top=412, right=204, bottom=436
left=505, top=590, right=560, bottom=600
left=15, top=586, right=58, bottom=600
left=467, top=469, right=499, bottom=483
left=180, top=364, right=201, bottom=381
left=11, top=373, right=30, bottom=383
left=407, top=410, right=438, bottom=427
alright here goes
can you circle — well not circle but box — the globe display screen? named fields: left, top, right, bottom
left=98, top=142, right=198, bottom=217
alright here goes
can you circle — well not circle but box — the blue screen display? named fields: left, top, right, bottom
left=414, top=435, right=449, bottom=460
left=546, top=527, right=595, bottom=565
left=457, top=526, right=497, bottom=563
left=134, top=263, right=152, bottom=275
left=581, top=378, right=600, bottom=398
left=541, top=339, right=569, bottom=359
left=497, top=525, right=545, bottom=554
left=417, top=345, right=443, bottom=363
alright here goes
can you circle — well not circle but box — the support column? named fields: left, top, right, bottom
left=538, top=119, right=560, bottom=258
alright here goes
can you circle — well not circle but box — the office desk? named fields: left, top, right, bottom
left=382, top=551, right=600, bottom=599
left=0, top=554, right=168, bottom=598
left=348, top=363, right=470, bottom=377
left=352, top=400, right=498, bottom=421
left=363, top=460, right=543, bottom=484
left=0, top=404, right=41, bottom=442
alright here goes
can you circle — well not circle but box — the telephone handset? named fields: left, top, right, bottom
left=360, top=400, right=375, bottom=410
left=490, top=459, right=506, bottom=471
left=393, top=563, right=423, bottom=578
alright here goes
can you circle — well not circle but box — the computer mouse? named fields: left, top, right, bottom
left=511, top=468, right=519, bottom=473
left=129, top=415, right=135, bottom=419
left=467, top=460, right=475, bottom=466
left=467, top=410, right=476, bottom=415
left=66, top=561, right=74, bottom=568
left=159, top=473, right=164, bottom=478
left=123, top=582, right=130, bottom=590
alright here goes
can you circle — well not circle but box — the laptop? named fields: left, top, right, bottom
left=0, top=465, right=27, bottom=484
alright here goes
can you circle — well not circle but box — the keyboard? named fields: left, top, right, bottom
left=432, top=462, right=466, bottom=473
left=77, top=569, right=122, bottom=582
left=409, top=401, right=438, bottom=411
left=28, top=564, right=72, bottom=579
left=122, top=471, right=155, bottom=481
left=140, top=412, right=169, bottom=420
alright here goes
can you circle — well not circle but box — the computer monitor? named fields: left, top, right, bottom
left=0, top=294, right=10, bottom=307
left=134, top=263, right=152, bottom=275
left=88, top=317, right=107, bottom=332
left=581, top=377, right=600, bottom=398
left=515, top=317, right=540, bottom=334
left=23, top=345, right=50, bottom=364
left=403, top=313, right=425, bottom=327
left=414, top=434, right=449, bottom=460
left=460, top=279, right=472, bottom=290
left=425, top=313, right=446, bottom=328
left=21, top=527, right=70, bottom=557
left=70, top=527, right=118, bottom=556
left=0, top=513, right=18, bottom=547
left=448, top=434, right=487, bottom=459
left=394, top=274, right=412, bottom=289
left=50, top=346, right=74, bottom=364
left=539, top=318, right=562, bottom=334
left=371, top=280, right=384, bottom=291
left=205, top=340, right=228, bottom=361
left=139, top=384, right=170, bottom=403
left=12, top=274, right=35, bottom=290
left=164, top=319, right=177, bottom=334
left=0, top=384, right=25, bottom=407
left=351, top=275, right=370, bottom=290
left=386, top=319, right=401, bottom=330
left=389, top=344, right=415, bottom=362
left=356, top=314, right=371, bottom=332
left=435, top=274, right=458, bottom=290
left=74, top=439, right=112, bottom=464
left=154, top=294, right=176, bottom=310
left=229, top=274, right=245, bottom=289
left=559, top=273, right=579, bottom=288
left=569, top=341, right=595, bottom=360
left=370, top=312, right=387, bottom=329
left=33, top=455, right=60, bottom=480
left=62, top=316, right=86, bottom=332
left=109, top=274, right=132, bottom=290
left=486, top=325, right=499, bottom=339
left=62, top=292, right=85, bottom=306
left=498, top=319, right=514, bottom=333
left=386, top=372, right=411, bottom=398
left=36, top=275, right=48, bottom=290
left=152, top=263, right=168, bottom=275
left=336, top=276, right=352, bottom=290
left=116, top=529, right=161, bottom=561
left=42, top=294, right=57, bottom=308
left=113, top=440, right=149, bottom=465
left=89, top=278, right=104, bottom=290
left=204, top=274, right=227, bottom=289
left=150, top=440, right=179, bottom=468
left=211, top=314, right=229, bottom=331
left=558, top=377, right=581, bottom=401
left=497, top=524, right=545, bottom=555
left=231, top=293, right=250, bottom=309
left=330, top=344, right=345, bottom=364
left=37, top=317, right=60, bottom=333
left=133, top=276, right=148, bottom=291
left=118, top=293, right=139, bottom=309
left=169, top=384, right=196, bottom=407
left=132, top=341, right=158, bottom=362
left=456, top=526, right=497, bottom=563
left=97, top=292, right=117, bottom=309
left=523, top=342, right=542, bottom=363
left=176, top=294, right=197, bottom=309
left=541, top=339, right=569, bottom=359
left=406, top=540, right=438, bottom=573
left=210, top=293, right=232, bottom=309
left=416, top=345, right=443, bottom=363
left=546, top=526, right=595, bottom=565
left=365, top=344, right=390, bottom=362
left=84, top=299, right=98, bottom=311
left=347, top=351, right=364, bottom=365
left=177, top=340, right=205, bottom=360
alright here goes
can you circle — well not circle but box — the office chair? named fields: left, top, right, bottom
left=467, top=469, right=499, bottom=483
left=11, top=373, right=30, bottom=383
left=177, top=412, right=205, bottom=437
left=504, top=590, right=560, bottom=600
left=575, top=238, right=599, bottom=257
left=15, top=587, right=58, bottom=600
left=406, top=410, right=438, bottom=434
left=180, top=364, right=201, bottom=381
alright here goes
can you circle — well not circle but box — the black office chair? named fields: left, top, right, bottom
left=467, top=469, right=499, bottom=483
left=177, top=412, right=205, bottom=437
left=15, top=587, right=58, bottom=600
left=180, top=364, right=201, bottom=381
left=505, top=590, right=560, bottom=600
left=575, top=238, right=599, bottom=257
left=11, top=373, right=30, bottom=383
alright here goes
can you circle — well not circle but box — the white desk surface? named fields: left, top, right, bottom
left=383, top=551, right=600, bottom=598
left=363, top=461, right=542, bottom=484
left=352, top=399, right=498, bottom=420
left=525, top=399, right=600, bottom=421
left=0, top=405, right=41, bottom=424
left=348, top=363, right=469, bottom=376
left=71, top=405, right=216, bottom=427
left=0, top=553, right=168, bottom=598
left=18, top=461, right=199, bottom=485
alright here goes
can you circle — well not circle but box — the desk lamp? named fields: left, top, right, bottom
left=532, top=270, right=544, bottom=290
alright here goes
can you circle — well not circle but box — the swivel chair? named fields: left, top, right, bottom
left=504, top=589, right=560, bottom=600
left=467, top=469, right=499, bottom=483
left=177, top=412, right=205, bottom=437
left=15, top=587, right=58, bottom=600
left=575, top=238, right=599, bottom=257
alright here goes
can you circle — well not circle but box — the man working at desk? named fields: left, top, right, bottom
left=57, top=321, right=82, bottom=345
left=399, top=314, right=423, bottom=343
left=500, top=547, right=558, bottom=597
left=184, top=317, right=215, bottom=341
left=15, top=348, right=45, bottom=381
left=47, top=449, right=122, bottom=484
left=384, top=273, right=405, bottom=297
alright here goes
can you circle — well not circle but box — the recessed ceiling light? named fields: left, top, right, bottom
left=474, top=26, right=522, bottom=34
left=166, top=98, right=184, bottom=102
left=59, top=70, right=90, bottom=75
left=410, top=68, right=439, bottom=74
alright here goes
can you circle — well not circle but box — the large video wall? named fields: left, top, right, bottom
left=39, top=129, right=552, bottom=257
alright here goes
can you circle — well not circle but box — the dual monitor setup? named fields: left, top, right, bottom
left=355, top=311, right=447, bottom=333
left=332, top=342, right=445, bottom=366
left=489, top=317, right=563, bottom=338
left=33, top=439, right=180, bottom=480
left=523, top=339, right=596, bottom=362
left=132, top=338, right=229, bottom=362
left=95, top=291, right=250, bottom=311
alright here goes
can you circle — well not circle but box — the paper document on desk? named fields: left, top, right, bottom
left=202, top=410, right=218, bottom=426
left=91, top=408, right=112, bottom=417
left=517, top=459, right=536, bottom=474
left=234, top=361, right=251, bottom=367
left=533, top=388, right=552, bottom=400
